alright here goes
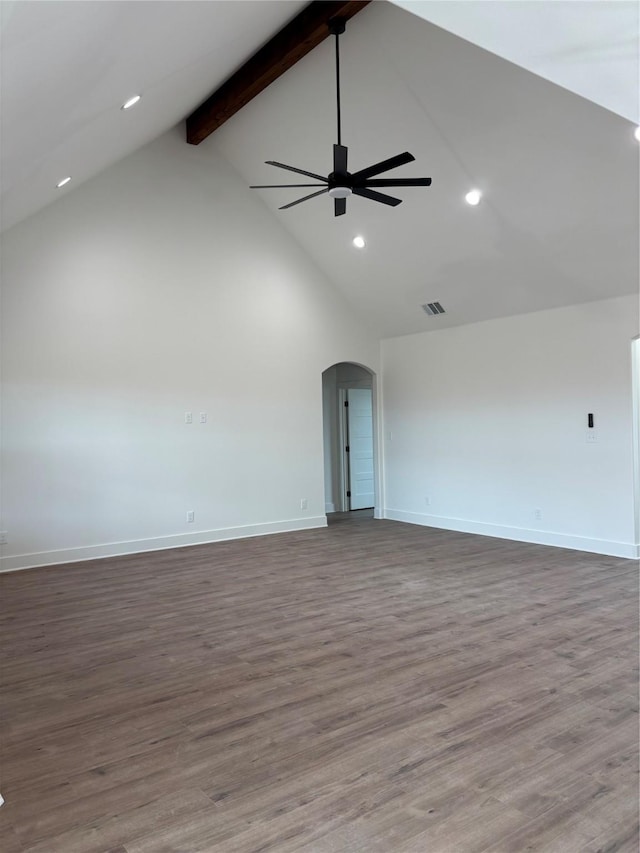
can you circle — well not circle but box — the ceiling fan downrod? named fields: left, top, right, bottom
left=329, top=17, right=346, bottom=147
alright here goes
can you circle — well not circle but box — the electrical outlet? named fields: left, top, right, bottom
left=199, top=412, right=207, bottom=424
left=186, top=510, right=195, bottom=523
left=300, top=498, right=308, bottom=510
left=534, top=508, right=542, bottom=521
left=0, top=531, right=7, bottom=545
left=185, top=412, right=193, bottom=424
left=586, top=431, right=598, bottom=443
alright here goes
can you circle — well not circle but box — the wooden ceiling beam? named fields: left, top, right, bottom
left=186, top=0, right=371, bottom=145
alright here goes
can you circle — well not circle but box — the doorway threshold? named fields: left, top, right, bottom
left=327, top=508, right=375, bottom=525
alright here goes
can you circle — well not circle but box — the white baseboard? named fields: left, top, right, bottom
left=383, top=509, right=639, bottom=560
left=0, top=516, right=328, bottom=573
left=3, top=512, right=635, bottom=572
left=325, top=502, right=336, bottom=513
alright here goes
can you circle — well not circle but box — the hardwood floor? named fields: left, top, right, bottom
left=0, top=520, right=637, bottom=852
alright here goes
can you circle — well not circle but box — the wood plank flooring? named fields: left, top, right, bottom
left=0, top=520, right=638, bottom=852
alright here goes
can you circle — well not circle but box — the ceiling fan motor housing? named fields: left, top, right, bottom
left=328, top=171, right=353, bottom=197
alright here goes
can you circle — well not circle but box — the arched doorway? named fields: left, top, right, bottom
left=322, top=362, right=378, bottom=519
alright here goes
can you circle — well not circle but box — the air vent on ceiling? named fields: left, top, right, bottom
left=422, top=301, right=446, bottom=316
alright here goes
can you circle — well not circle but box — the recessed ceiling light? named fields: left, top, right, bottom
left=121, top=95, right=141, bottom=110
left=352, top=235, right=366, bottom=249
left=56, top=176, right=72, bottom=188
left=465, top=189, right=482, bottom=206
left=634, top=126, right=640, bottom=142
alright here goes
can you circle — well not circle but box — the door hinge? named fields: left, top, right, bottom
left=345, top=445, right=350, bottom=452
left=347, top=490, right=351, bottom=497
left=344, top=400, right=349, bottom=407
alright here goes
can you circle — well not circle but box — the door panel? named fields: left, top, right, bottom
left=347, top=388, right=374, bottom=510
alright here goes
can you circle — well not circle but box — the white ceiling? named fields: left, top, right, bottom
left=212, top=1, right=638, bottom=335
left=0, top=0, right=306, bottom=231
left=1, top=0, right=638, bottom=337
left=393, top=0, right=640, bottom=124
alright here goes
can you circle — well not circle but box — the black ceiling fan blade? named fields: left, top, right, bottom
left=351, top=152, right=415, bottom=183
left=364, top=177, right=432, bottom=187
left=333, top=144, right=348, bottom=175
left=265, top=161, right=327, bottom=182
left=334, top=197, right=347, bottom=217
left=353, top=187, right=402, bottom=207
left=278, top=188, right=328, bottom=210
left=250, top=184, right=327, bottom=188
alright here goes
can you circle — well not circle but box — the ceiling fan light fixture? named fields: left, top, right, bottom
left=465, top=189, right=482, bottom=206
left=352, top=235, right=366, bottom=248
left=329, top=186, right=352, bottom=199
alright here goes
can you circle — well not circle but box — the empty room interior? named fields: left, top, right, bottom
left=1, top=1, right=639, bottom=851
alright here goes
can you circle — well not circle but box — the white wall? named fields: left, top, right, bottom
left=0, top=129, right=379, bottom=570
left=382, top=295, right=639, bottom=558
left=3, top=128, right=636, bottom=570
left=632, top=337, right=640, bottom=547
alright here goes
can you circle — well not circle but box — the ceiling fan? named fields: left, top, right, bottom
left=250, top=18, right=432, bottom=217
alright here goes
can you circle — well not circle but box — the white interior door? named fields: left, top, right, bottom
left=347, top=388, right=374, bottom=510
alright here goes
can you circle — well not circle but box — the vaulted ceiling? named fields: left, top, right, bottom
left=0, top=0, right=307, bottom=231
left=2, top=1, right=638, bottom=337
left=394, top=0, right=639, bottom=124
